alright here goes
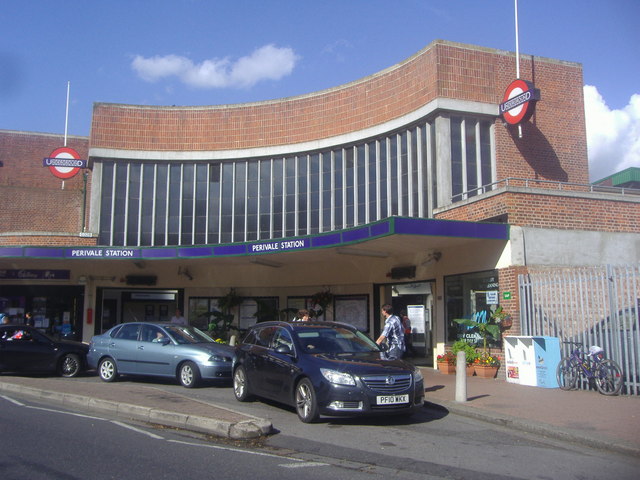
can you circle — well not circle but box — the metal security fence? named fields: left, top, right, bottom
left=519, top=264, right=640, bottom=395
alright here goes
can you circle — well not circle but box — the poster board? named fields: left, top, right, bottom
left=334, top=295, right=369, bottom=331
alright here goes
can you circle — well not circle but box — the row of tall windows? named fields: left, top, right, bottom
left=98, top=115, right=493, bottom=246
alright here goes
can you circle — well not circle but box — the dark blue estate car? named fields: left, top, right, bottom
left=232, top=321, right=424, bottom=423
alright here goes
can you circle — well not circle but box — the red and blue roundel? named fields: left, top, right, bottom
left=500, top=79, right=540, bottom=125
left=43, top=147, right=86, bottom=179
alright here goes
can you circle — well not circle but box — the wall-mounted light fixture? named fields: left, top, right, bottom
left=178, top=266, right=194, bottom=280
left=336, top=247, right=389, bottom=258
left=422, top=251, right=442, bottom=266
left=249, top=258, right=283, bottom=268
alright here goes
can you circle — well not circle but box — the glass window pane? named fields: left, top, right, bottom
left=367, top=142, right=377, bottom=221
left=234, top=162, right=246, bottom=241
left=259, top=159, right=271, bottom=238
left=389, top=135, right=398, bottom=215
left=112, top=164, right=128, bottom=245
left=399, top=131, right=409, bottom=216
left=154, top=164, right=168, bottom=246
left=309, top=153, right=320, bottom=234
left=480, top=121, right=492, bottom=188
left=465, top=120, right=478, bottom=197
left=451, top=117, right=463, bottom=198
left=220, top=163, right=233, bottom=243
left=333, top=149, right=343, bottom=230
left=321, top=152, right=332, bottom=231
left=208, top=163, right=221, bottom=243
left=194, top=164, right=208, bottom=244
left=272, top=158, right=283, bottom=238
left=357, top=144, right=366, bottom=224
left=181, top=163, right=194, bottom=244
left=345, top=147, right=354, bottom=228
left=246, top=161, right=258, bottom=241
left=99, top=162, right=114, bottom=245
left=297, top=155, right=308, bottom=235
left=140, top=164, right=155, bottom=245
left=411, top=128, right=419, bottom=217
left=379, top=139, right=388, bottom=218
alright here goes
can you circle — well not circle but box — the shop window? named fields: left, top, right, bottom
left=445, top=270, right=501, bottom=348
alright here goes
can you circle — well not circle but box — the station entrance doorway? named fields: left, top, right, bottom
left=94, top=288, right=184, bottom=335
left=375, top=281, right=435, bottom=365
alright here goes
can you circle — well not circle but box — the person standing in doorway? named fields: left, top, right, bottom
left=170, top=309, right=187, bottom=325
left=401, top=309, right=417, bottom=357
left=376, top=304, right=405, bottom=360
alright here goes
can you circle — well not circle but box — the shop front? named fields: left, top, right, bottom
left=0, top=283, right=84, bottom=341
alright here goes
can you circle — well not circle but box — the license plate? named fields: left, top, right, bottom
left=376, top=394, right=409, bottom=405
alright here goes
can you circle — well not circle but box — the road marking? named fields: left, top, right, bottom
left=111, top=420, right=165, bottom=439
left=1, top=394, right=26, bottom=406
left=279, top=461, right=329, bottom=468
left=168, top=439, right=327, bottom=468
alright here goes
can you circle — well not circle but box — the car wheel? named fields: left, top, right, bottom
left=233, top=366, right=252, bottom=401
left=295, top=378, right=319, bottom=423
left=59, top=353, right=81, bottom=378
left=179, top=361, right=201, bottom=388
left=98, top=357, right=118, bottom=382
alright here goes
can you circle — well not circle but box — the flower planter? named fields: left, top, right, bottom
left=437, top=362, right=456, bottom=375
left=474, top=365, right=499, bottom=378
left=466, top=365, right=476, bottom=376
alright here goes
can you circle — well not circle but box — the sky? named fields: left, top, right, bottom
left=1, top=0, right=638, bottom=182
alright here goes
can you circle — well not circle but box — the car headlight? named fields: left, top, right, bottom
left=208, top=355, right=231, bottom=363
left=413, top=368, right=424, bottom=383
left=321, top=368, right=356, bottom=386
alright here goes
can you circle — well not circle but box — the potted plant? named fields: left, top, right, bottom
left=451, top=339, right=478, bottom=376
left=436, top=351, right=456, bottom=374
left=310, top=288, right=333, bottom=319
left=491, top=305, right=513, bottom=330
left=454, top=314, right=501, bottom=353
left=473, top=351, right=501, bottom=378
left=208, top=288, right=242, bottom=341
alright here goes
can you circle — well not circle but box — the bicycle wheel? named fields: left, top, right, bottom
left=594, top=359, right=623, bottom=395
left=556, top=357, right=578, bottom=390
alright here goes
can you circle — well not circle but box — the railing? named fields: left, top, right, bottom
left=519, top=264, right=640, bottom=395
left=452, top=177, right=640, bottom=203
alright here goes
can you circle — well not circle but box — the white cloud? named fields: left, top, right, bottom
left=131, top=44, right=300, bottom=89
left=584, top=85, right=640, bottom=181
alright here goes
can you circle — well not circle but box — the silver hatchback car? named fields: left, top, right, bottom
left=87, top=322, right=234, bottom=388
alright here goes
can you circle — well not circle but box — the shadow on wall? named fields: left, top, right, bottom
left=509, top=122, right=568, bottom=182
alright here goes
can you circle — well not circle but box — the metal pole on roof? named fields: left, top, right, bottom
left=514, top=0, right=523, bottom=138
left=64, top=81, right=70, bottom=147
left=515, top=0, right=520, bottom=79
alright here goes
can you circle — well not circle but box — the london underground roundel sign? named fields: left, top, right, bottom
left=499, top=79, right=540, bottom=125
left=43, top=147, right=86, bottom=179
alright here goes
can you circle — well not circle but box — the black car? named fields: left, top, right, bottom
left=0, top=325, right=88, bottom=377
left=233, top=321, right=424, bottom=423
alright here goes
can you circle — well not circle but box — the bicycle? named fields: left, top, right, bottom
left=556, top=342, right=623, bottom=395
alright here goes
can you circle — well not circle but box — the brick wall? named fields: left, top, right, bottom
left=436, top=191, right=640, bottom=233
left=91, top=40, right=588, bottom=185
left=0, top=130, right=94, bottom=246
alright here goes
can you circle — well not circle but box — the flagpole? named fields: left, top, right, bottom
left=64, top=81, right=70, bottom=147
left=515, top=0, right=520, bottom=79
left=514, top=0, right=522, bottom=138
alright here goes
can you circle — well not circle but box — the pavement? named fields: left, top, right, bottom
left=1, top=367, right=638, bottom=456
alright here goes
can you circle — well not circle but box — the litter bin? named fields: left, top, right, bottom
left=504, top=336, right=560, bottom=388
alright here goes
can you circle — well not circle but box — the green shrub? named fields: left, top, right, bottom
left=451, top=340, right=478, bottom=365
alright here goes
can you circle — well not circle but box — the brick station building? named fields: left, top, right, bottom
left=1, top=40, right=638, bottom=366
